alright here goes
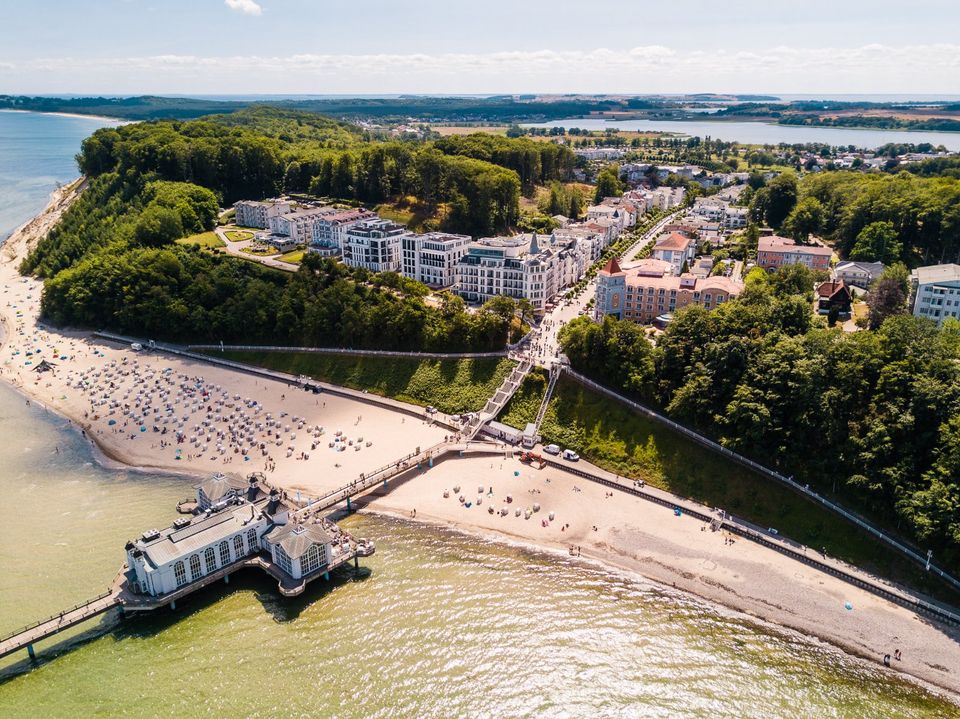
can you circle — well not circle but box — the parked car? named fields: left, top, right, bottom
left=562, top=449, right=580, bottom=461
left=425, top=406, right=437, bottom=414
left=130, top=342, right=143, bottom=351
left=543, top=444, right=561, bottom=455
left=450, top=414, right=461, bottom=423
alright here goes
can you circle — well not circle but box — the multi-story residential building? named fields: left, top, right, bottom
left=455, top=232, right=588, bottom=311
left=552, top=226, right=606, bottom=262
left=756, top=235, right=832, bottom=271
left=691, top=199, right=726, bottom=223
left=401, top=232, right=471, bottom=288
left=342, top=218, right=409, bottom=273
left=233, top=200, right=291, bottom=229
left=723, top=206, right=749, bottom=229
left=652, top=232, right=698, bottom=275
left=594, top=257, right=743, bottom=324
left=309, top=208, right=378, bottom=256
left=911, top=264, right=960, bottom=326
left=834, top=260, right=885, bottom=289
left=268, top=207, right=336, bottom=246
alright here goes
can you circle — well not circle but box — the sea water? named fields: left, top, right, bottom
left=0, top=110, right=955, bottom=718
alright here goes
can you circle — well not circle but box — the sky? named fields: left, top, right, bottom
left=0, top=0, right=958, bottom=95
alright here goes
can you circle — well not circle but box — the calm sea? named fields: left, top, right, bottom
left=0, top=110, right=120, bottom=242
left=0, top=111, right=955, bottom=718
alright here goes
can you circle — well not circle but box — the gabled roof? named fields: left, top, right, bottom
left=816, top=280, right=852, bottom=301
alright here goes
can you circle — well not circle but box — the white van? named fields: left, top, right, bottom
left=130, top=342, right=143, bottom=351
left=562, top=449, right=580, bottom=461
left=543, top=444, right=561, bottom=455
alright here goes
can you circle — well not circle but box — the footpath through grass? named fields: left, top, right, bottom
left=502, top=371, right=959, bottom=600
left=212, top=350, right=515, bottom=415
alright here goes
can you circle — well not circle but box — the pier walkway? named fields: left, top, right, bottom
left=0, top=573, right=123, bottom=660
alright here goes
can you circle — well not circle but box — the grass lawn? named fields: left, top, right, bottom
left=175, top=231, right=225, bottom=249
left=241, top=245, right=279, bottom=257
left=208, top=351, right=516, bottom=415
left=278, top=250, right=305, bottom=264
left=501, top=371, right=959, bottom=600
left=224, top=229, right=255, bottom=242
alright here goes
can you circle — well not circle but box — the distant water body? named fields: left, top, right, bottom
left=0, top=110, right=955, bottom=718
left=0, top=110, right=120, bottom=242
left=523, top=118, right=960, bottom=151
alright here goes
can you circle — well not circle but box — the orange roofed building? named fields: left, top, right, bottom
left=594, top=256, right=743, bottom=323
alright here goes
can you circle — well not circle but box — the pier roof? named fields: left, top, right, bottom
left=265, top=522, right=334, bottom=560
left=138, top=503, right=264, bottom=568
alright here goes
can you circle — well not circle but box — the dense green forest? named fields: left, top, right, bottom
left=747, top=170, right=960, bottom=266
left=559, top=266, right=960, bottom=567
left=22, top=108, right=543, bottom=351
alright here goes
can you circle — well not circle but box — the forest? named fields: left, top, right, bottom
left=747, top=170, right=960, bottom=266
left=22, top=108, right=542, bottom=351
left=559, top=266, right=960, bottom=566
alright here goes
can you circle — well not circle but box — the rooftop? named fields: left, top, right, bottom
left=912, top=264, right=960, bottom=285
left=265, top=522, right=335, bottom=560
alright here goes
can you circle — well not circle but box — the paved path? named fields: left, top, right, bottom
left=215, top=227, right=300, bottom=273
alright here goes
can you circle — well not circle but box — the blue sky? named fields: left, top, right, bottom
left=1, top=0, right=958, bottom=94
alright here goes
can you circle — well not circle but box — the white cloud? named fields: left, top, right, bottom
left=224, top=0, right=262, bottom=16
left=2, top=44, right=960, bottom=95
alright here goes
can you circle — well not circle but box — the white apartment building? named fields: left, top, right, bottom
left=652, top=232, right=698, bottom=275
left=552, top=226, right=606, bottom=262
left=455, top=233, right=588, bottom=311
left=401, top=232, right=471, bottom=288
left=269, top=207, right=336, bottom=245
left=310, top=208, right=378, bottom=257
left=342, top=218, right=409, bottom=273
left=234, top=200, right=291, bottom=229
left=911, top=264, right=960, bottom=326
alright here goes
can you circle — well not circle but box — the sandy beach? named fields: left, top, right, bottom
left=2, top=184, right=959, bottom=702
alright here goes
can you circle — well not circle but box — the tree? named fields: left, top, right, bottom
left=594, top=165, right=623, bottom=203
left=783, top=196, right=824, bottom=242
left=751, top=172, right=798, bottom=229
left=851, top=221, right=902, bottom=264
left=134, top=206, right=184, bottom=247
left=867, top=263, right=909, bottom=330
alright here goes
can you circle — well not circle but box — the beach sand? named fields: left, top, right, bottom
left=1, top=184, right=959, bottom=701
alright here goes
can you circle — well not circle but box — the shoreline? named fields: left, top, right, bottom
left=2, top=187, right=959, bottom=704
left=362, top=505, right=960, bottom=705
left=0, top=108, right=127, bottom=124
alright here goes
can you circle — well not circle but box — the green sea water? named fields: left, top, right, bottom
left=0, top=380, right=955, bottom=718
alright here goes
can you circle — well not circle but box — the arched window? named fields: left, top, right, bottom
left=174, top=560, right=187, bottom=587
left=301, top=544, right=323, bottom=575
left=233, top=534, right=244, bottom=558
left=246, top=528, right=258, bottom=552
left=189, top=554, right=202, bottom=581
left=219, top=540, right=231, bottom=566
left=204, top=546, right=217, bottom=574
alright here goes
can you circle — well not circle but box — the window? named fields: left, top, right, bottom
left=219, top=541, right=231, bottom=566
left=233, top=534, right=244, bottom=558
left=189, top=554, right=202, bottom=581
left=301, top=544, right=324, bottom=575
left=247, top=528, right=258, bottom=552
left=174, top=561, right=187, bottom=587
left=204, top=546, right=217, bottom=574
left=276, top=546, right=293, bottom=575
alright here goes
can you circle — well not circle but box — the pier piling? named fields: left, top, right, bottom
left=26, top=643, right=35, bottom=661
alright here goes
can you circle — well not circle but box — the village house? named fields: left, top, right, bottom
left=834, top=260, right=885, bottom=289
left=815, top=279, right=853, bottom=319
